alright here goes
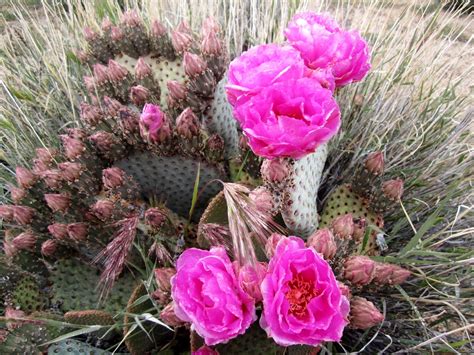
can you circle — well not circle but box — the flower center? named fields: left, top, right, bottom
left=285, top=273, right=319, bottom=316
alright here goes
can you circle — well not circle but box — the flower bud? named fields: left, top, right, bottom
left=12, top=232, right=37, bottom=250
left=236, top=262, right=267, bottom=302
left=89, top=131, right=116, bottom=153
left=102, top=167, right=125, bottom=189
left=337, top=281, right=352, bottom=299
left=3, top=239, right=17, bottom=258
left=35, top=148, right=57, bottom=164
left=76, top=50, right=88, bottom=63
left=176, top=108, right=200, bottom=138
left=171, top=29, right=192, bottom=53
left=155, top=267, right=176, bottom=294
left=135, top=57, right=152, bottom=80
left=121, top=10, right=140, bottom=27
left=350, top=297, right=384, bottom=329
left=202, top=17, right=220, bottom=35
left=83, top=27, right=97, bottom=41
left=45, top=193, right=71, bottom=213
left=110, top=26, right=124, bottom=41
left=60, top=135, right=85, bottom=160
left=249, top=187, right=274, bottom=214
left=265, top=233, right=287, bottom=258
left=16, top=167, right=36, bottom=188
left=149, top=242, right=172, bottom=264
left=167, top=80, right=187, bottom=101
left=151, top=20, right=167, bottom=37
left=5, top=307, right=26, bottom=330
left=0, top=205, right=14, bottom=221
left=261, top=158, right=290, bottom=183
left=107, top=60, right=128, bottom=82
left=130, top=85, right=150, bottom=106
left=41, top=169, right=63, bottom=189
left=103, top=96, right=124, bottom=116
left=373, top=263, right=411, bottom=285
left=160, top=302, right=185, bottom=327
left=307, top=228, right=337, bottom=260
left=332, top=214, right=354, bottom=239
left=365, top=151, right=384, bottom=175
left=93, top=63, right=109, bottom=84
left=206, top=134, right=224, bottom=152
left=353, top=218, right=367, bottom=242
left=67, top=222, right=88, bottom=241
left=145, top=207, right=167, bottom=229
left=10, top=186, right=26, bottom=204
left=183, top=52, right=207, bottom=77
left=83, top=76, right=95, bottom=92
left=382, top=178, right=404, bottom=201
left=48, top=223, right=68, bottom=240
left=58, top=162, right=83, bottom=182
left=41, top=239, right=57, bottom=257
left=101, top=17, right=112, bottom=31
left=12, top=206, right=35, bottom=225
left=343, top=256, right=375, bottom=286
left=80, top=102, right=102, bottom=126
left=91, top=199, right=114, bottom=221
left=66, top=128, right=87, bottom=140
left=201, top=29, right=222, bottom=55
left=194, top=345, right=219, bottom=355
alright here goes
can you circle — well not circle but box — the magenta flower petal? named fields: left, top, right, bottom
left=171, top=247, right=256, bottom=346
left=139, top=103, right=165, bottom=143
left=260, top=237, right=349, bottom=346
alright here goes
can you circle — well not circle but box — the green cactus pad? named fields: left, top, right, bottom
left=123, top=283, right=173, bottom=355
left=49, top=258, right=136, bottom=315
left=115, top=54, right=185, bottom=108
left=204, top=78, right=239, bottom=159
left=115, top=153, right=225, bottom=219
left=215, top=322, right=282, bottom=354
left=11, top=275, right=44, bottom=313
left=47, top=339, right=116, bottom=355
left=0, top=323, right=51, bottom=354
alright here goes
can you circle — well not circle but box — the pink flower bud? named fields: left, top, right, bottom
left=12, top=206, right=35, bottom=225
left=101, top=17, right=112, bottom=31
left=249, top=187, right=274, bottom=214
left=134, top=57, right=152, bottom=80
left=183, top=52, right=207, bottom=77
left=261, top=158, right=290, bottom=183
left=121, top=10, right=140, bottom=27
left=107, top=60, right=128, bottom=82
left=337, top=281, right=352, bottom=299
left=12, top=232, right=37, bottom=250
left=343, top=256, right=375, bottom=286
left=382, top=178, right=404, bottom=201
left=91, top=199, right=114, bottom=221
left=265, top=233, right=287, bottom=258
left=350, top=297, right=384, bottom=329
left=140, top=104, right=168, bottom=144
left=177, top=21, right=191, bottom=33
left=353, top=218, right=366, bottom=242
left=171, top=30, right=192, bottom=53
left=111, top=26, right=124, bottom=41
left=145, top=207, right=167, bottom=229
left=48, top=223, right=68, bottom=240
left=202, top=17, right=220, bottom=35
left=83, top=27, right=97, bottom=41
left=365, top=151, right=384, bottom=175
left=83, top=76, right=95, bottom=92
left=167, top=80, right=187, bottom=101
left=307, top=228, right=337, bottom=260
left=160, top=302, right=185, bottom=327
left=0, top=205, right=14, bottom=221
left=373, top=263, right=411, bottom=285
left=130, top=85, right=150, bottom=106
left=58, top=162, right=83, bottom=182
left=67, top=222, right=88, bottom=241
left=103, top=96, right=124, bottom=116
left=60, top=135, right=85, bottom=160
left=35, top=148, right=57, bottom=164
left=80, top=102, right=102, bottom=126
left=89, top=131, right=115, bottom=152
left=66, top=128, right=87, bottom=140
left=41, top=239, right=57, bottom=257
left=201, top=29, right=222, bottom=55
left=151, top=20, right=167, bottom=37
left=44, top=193, right=71, bottom=213
left=41, top=169, right=63, bottom=189
left=102, top=167, right=125, bottom=189
left=149, top=242, right=172, bottom=264
left=194, top=345, right=219, bottom=355
left=3, top=239, right=17, bottom=258
left=16, top=167, right=36, bottom=188
left=75, top=50, right=88, bottom=63
left=236, top=262, right=267, bottom=302
left=176, top=108, right=200, bottom=138
left=10, top=186, right=26, bottom=204
left=155, top=267, right=176, bottom=293
left=93, top=63, right=109, bottom=84
left=332, top=214, right=354, bottom=239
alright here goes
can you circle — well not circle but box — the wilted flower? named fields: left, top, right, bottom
left=12, top=232, right=37, bottom=250
left=10, top=187, right=26, bottom=204
left=234, top=78, right=340, bottom=159
left=373, top=263, right=411, bottom=285
left=41, top=169, right=63, bottom=189
left=145, top=207, right=167, bottom=229
left=61, top=135, right=85, bottom=160
left=45, top=194, right=71, bottom=213
left=382, top=178, right=404, bottom=201
left=48, top=223, right=68, bottom=240
left=67, top=223, right=88, bottom=241
left=155, top=267, right=176, bottom=294
left=140, top=104, right=166, bottom=143
left=343, top=256, right=375, bottom=286
left=130, top=85, right=150, bottom=105
left=108, top=60, right=128, bottom=82
left=12, top=206, right=35, bottom=225
left=307, top=228, right=337, bottom=260
left=16, top=167, right=36, bottom=188
left=91, top=199, right=114, bottom=221
left=349, top=297, right=384, bottom=329
left=365, top=151, right=384, bottom=175
left=102, top=168, right=125, bottom=189
left=260, top=237, right=349, bottom=346
left=226, top=44, right=305, bottom=107
left=171, top=247, right=256, bottom=345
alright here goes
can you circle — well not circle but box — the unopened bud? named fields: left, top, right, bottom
left=261, top=158, right=290, bottom=183
left=121, top=10, right=140, bottom=27
left=236, top=262, right=267, bottom=302
left=10, top=186, right=26, bottom=204
left=130, top=85, right=150, bottom=106
left=89, top=131, right=116, bottom=153
left=167, top=80, right=187, bottom=101
left=382, top=178, right=404, bottom=201
left=171, top=30, right=192, bottom=53
left=3, top=239, right=17, bottom=258
left=35, top=148, right=56, bottom=164
left=83, top=27, right=97, bottom=41
left=48, top=223, right=68, bottom=240
left=83, top=76, right=95, bottom=92
left=201, top=29, right=222, bottom=55
left=66, top=128, right=87, bottom=140
left=12, top=232, right=37, bottom=250
left=343, top=256, right=375, bottom=286
left=0, top=206, right=14, bottom=221
left=111, top=26, right=124, bottom=41
left=265, top=233, right=287, bottom=258
left=183, top=52, right=207, bottom=77
left=41, top=169, right=63, bottom=189
left=202, top=17, right=220, bottom=35
left=337, top=281, right=352, bottom=299
left=41, top=239, right=57, bottom=257
left=332, top=214, right=354, bottom=239
left=101, top=17, right=113, bottom=31
left=373, top=263, right=411, bottom=285
left=80, top=102, right=102, bottom=126
left=44, top=193, right=71, bottom=213
left=60, top=135, right=85, bottom=160
left=16, top=167, right=36, bottom=189
left=350, top=297, right=384, bottom=329
left=107, top=60, right=128, bottom=82
left=307, top=228, right=337, bottom=260
left=135, top=57, right=152, bottom=80
left=365, top=151, right=384, bottom=175
left=151, top=20, right=167, bottom=37
left=176, top=108, right=200, bottom=138
left=249, top=186, right=274, bottom=214
left=91, top=199, right=114, bottom=221
left=58, top=162, right=83, bottom=182
left=194, top=345, right=219, bottom=355
left=76, top=50, right=88, bottom=63
left=12, top=206, right=35, bottom=225
left=154, top=267, right=176, bottom=294
left=5, top=307, right=26, bottom=330
left=67, top=222, right=88, bottom=241
left=103, top=96, right=124, bottom=116
left=160, top=302, right=185, bottom=327
left=102, top=167, right=125, bottom=189
left=93, top=63, right=109, bottom=84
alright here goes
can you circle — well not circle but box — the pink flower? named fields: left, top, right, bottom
left=171, top=247, right=256, bottom=345
left=234, top=78, right=340, bottom=159
left=226, top=44, right=305, bottom=107
left=285, top=12, right=371, bottom=87
left=140, top=104, right=166, bottom=143
left=193, top=345, right=219, bottom=355
left=260, top=237, right=349, bottom=346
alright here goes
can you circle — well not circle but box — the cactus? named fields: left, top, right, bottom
left=47, top=339, right=117, bottom=355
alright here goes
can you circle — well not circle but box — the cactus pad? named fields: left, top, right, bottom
left=47, top=339, right=115, bottom=355
left=11, top=275, right=44, bottom=313
left=49, top=259, right=136, bottom=314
